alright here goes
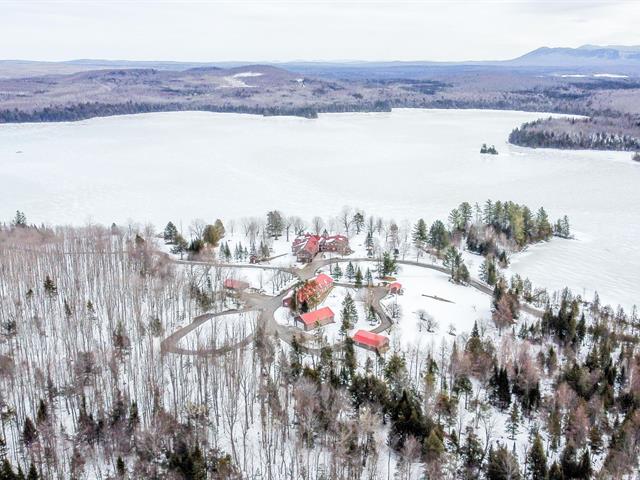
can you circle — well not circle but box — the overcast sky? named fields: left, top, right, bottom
left=1, top=0, right=638, bottom=62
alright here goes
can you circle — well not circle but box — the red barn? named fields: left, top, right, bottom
left=295, top=306, right=335, bottom=331
left=353, top=330, right=390, bottom=353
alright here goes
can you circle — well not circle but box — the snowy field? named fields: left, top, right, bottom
left=1, top=109, right=639, bottom=308
left=384, top=264, right=491, bottom=348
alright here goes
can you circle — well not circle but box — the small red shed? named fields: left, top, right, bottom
left=388, top=282, right=403, bottom=295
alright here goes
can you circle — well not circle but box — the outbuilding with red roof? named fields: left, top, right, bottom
left=295, top=306, right=335, bottom=331
left=353, top=329, right=390, bottom=353
left=224, top=279, right=250, bottom=292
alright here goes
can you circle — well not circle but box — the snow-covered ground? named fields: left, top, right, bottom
left=178, top=311, right=259, bottom=350
left=1, top=109, right=639, bottom=308
left=384, top=264, right=491, bottom=349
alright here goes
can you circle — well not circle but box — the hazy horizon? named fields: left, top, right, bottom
left=2, top=1, right=639, bottom=63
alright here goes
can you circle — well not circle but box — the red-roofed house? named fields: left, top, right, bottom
left=292, top=234, right=320, bottom=263
left=320, top=234, right=350, bottom=254
left=292, top=233, right=351, bottom=263
left=295, top=306, right=335, bottom=331
left=296, top=273, right=334, bottom=308
left=388, top=282, right=403, bottom=295
left=224, top=279, right=250, bottom=292
left=353, top=330, right=390, bottom=353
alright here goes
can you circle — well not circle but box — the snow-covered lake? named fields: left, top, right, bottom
left=1, top=109, right=638, bottom=308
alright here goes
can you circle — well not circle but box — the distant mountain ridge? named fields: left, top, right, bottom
left=508, top=45, right=640, bottom=67
left=2, top=44, right=640, bottom=80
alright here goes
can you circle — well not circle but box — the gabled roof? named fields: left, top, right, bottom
left=303, top=235, right=319, bottom=254
left=353, top=329, right=389, bottom=348
left=314, top=273, right=333, bottom=289
left=323, top=234, right=348, bottom=243
left=299, top=306, right=334, bottom=326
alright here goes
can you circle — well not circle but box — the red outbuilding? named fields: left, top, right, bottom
left=224, top=279, right=250, bottom=292
left=388, top=282, right=403, bottom=295
left=295, top=306, right=335, bottom=331
left=353, top=329, right=390, bottom=353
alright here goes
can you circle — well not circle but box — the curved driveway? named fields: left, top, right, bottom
left=162, top=254, right=543, bottom=357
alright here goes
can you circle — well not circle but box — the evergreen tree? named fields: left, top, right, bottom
left=127, top=401, right=139, bottom=435
left=381, top=252, right=397, bottom=277
left=424, top=429, right=444, bottom=462
left=170, top=233, right=188, bottom=258
left=365, top=231, right=374, bottom=256
left=343, top=337, right=357, bottom=377
left=448, top=208, right=463, bottom=231
left=480, top=257, right=498, bottom=285
left=428, top=220, right=449, bottom=252
left=489, top=365, right=511, bottom=410
left=331, top=263, right=343, bottom=280
left=412, top=218, right=428, bottom=253
left=578, top=450, right=592, bottom=479
left=506, top=402, right=520, bottom=440
left=486, top=444, right=521, bottom=480
left=266, top=210, right=284, bottom=239
left=35, top=399, right=48, bottom=425
left=352, top=212, right=365, bottom=234
left=535, top=207, right=552, bottom=240
left=461, top=426, right=484, bottom=479
left=459, top=202, right=473, bottom=230
left=1, top=459, right=17, bottom=480
left=26, top=465, right=37, bottom=480
left=340, top=293, right=358, bottom=330
left=365, top=268, right=373, bottom=286
left=191, top=445, right=207, bottom=480
left=12, top=211, right=27, bottom=228
left=346, top=262, right=356, bottom=282
left=354, top=267, right=363, bottom=287
left=116, top=457, right=126, bottom=477
left=43, top=276, right=57, bottom=296
left=548, top=462, right=563, bottom=480
left=163, top=221, right=178, bottom=243
left=528, top=433, right=548, bottom=480
left=22, top=417, right=37, bottom=447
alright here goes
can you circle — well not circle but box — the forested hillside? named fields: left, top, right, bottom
left=0, top=206, right=638, bottom=479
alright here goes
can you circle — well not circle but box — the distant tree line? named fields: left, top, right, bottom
left=509, top=115, right=640, bottom=151
left=0, top=99, right=397, bottom=124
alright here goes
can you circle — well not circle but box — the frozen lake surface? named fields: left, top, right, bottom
left=1, top=109, right=638, bottom=308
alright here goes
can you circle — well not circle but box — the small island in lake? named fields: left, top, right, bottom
left=480, top=143, right=498, bottom=155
